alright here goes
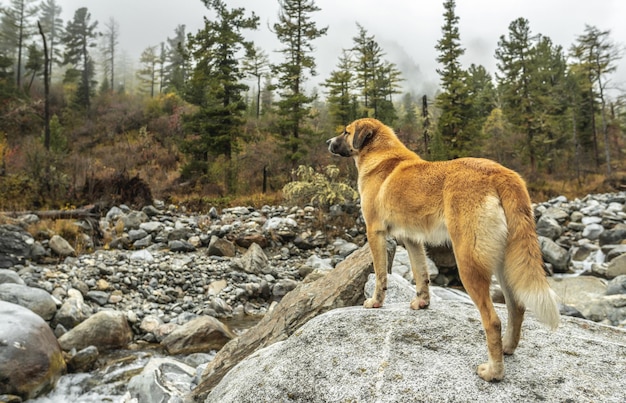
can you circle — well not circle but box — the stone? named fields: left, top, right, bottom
left=607, top=254, right=626, bottom=279
left=607, top=275, right=626, bottom=295
left=582, top=223, right=605, bottom=240
left=53, top=291, right=92, bottom=329
left=0, top=283, right=57, bottom=321
left=49, top=235, right=75, bottom=257
left=271, top=278, right=299, bottom=297
left=207, top=236, right=235, bottom=257
left=538, top=236, right=569, bottom=273
left=58, top=310, right=133, bottom=352
left=67, top=345, right=99, bottom=372
left=0, top=269, right=25, bottom=285
left=548, top=277, right=607, bottom=312
left=192, top=243, right=376, bottom=400
left=205, top=303, right=626, bottom=403
left=0, top=301, right=66, bottom=400
left=536, top=215, right=562, bottom=240
left=169, top=240, right=196, bottom=252
left=161, top=316, right=236, bottom=355
left=0, top=225, right=35, bottom=268
left=127, top=357, right=195, bottom=402
left=599, top=228, right=626, bottom=246
left=238, top=242, right=271, bottom=275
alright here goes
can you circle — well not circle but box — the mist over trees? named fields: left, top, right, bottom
left=0, top=0, right=624, bottom=210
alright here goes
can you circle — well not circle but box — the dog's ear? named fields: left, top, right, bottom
left=352, top=123, right=375, bottom=150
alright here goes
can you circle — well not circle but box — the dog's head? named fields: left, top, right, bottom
left=326, top=118, right=382, bottom=158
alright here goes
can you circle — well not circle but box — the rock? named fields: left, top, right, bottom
left=49, top=235, right=75, bottom=257
left=0, top=269, right=25, bottom=285
left=121, top=211, right=148, bottom=230
left=237, top=242, right=271, bottom=275
left=191, top=243, right=376, bottom=400
left=607, top=275, right=626, bottom=295
left=0, top=301, right=66, bottom=400
left=548, top=276, right=607, bottom=312
left=207, top=236, right=235, bottom=257
left=0, top=283, right=57, bottom=320
left=161, top=316, right=236, bottom=355
left=67, top=345, right=99, bottom=372
left=536, top=215, right=562, bottom=240
left=272, top=278, right=299, bottom=297
left=0, top=225, right=35, bottom=268
left=169, top=240, right=196, bottom=253
left=582, top=223, right=604, bottom=241
left=57, top=310, right=133, bottom=352
left=599, top=228, right=626, bottom=246
left=365, top=272, right=415, bottom=305
left=538, top=236, right=569, bottom=273
left=607, top=254, right=626, bottom=279
left=127, top=357, right=195, bottom=402
left=206, top=302, right=626, bottom=403
left=53, top=289, right=93, bottom=329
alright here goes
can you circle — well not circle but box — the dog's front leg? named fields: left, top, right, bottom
left=404, top=239, right=430, bottom=310
left=364, top=230, right=388, bottom=308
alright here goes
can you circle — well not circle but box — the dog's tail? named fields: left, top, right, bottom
left=497, top=173, right=560, bottom=330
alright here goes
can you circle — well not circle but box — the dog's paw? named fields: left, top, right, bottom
left=410, top=297, right=430, bottom=310
left=477, top=362, right=504, bottom=382
left=363, top=298, right=382, bottom=308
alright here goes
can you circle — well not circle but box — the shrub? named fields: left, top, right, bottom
left=282, top=165, right=358, bottom=207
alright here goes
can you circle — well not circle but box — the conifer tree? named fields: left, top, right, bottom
left=570, top=25, right=623, bottom=175
left=322, top=50, right=356, bottom=127
left=39, top=0, right=63, bottom=80
left=62, top=7, right=98, bottom=109
left=0, top=0, right=39, bottom=88
left=434, top=0, right=470, bottom=159
left=181, top=0, right=258, bottom=190
left=272, top=0, right=327, bottom=163
left=242, top=46, right=269, bottom=118
left=137, top=45, right=158, bottom=97
left=163, top=24, right=187, bottom=94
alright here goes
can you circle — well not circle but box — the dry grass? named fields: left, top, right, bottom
left=27, top=219, right=91, bottom=255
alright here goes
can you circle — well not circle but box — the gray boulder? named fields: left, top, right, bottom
left=161, top=316, right=236, bottom=355
left=58, top=310, right=133, bottom=352
left=49, top=234, right=75, bottom=257
left=128, top=357, right=195, bottom=403
left=0, top=224, right=35, bottom=268
left=207, top=236, right=235, bottom=257
left=0, top=301, right=66, bottom=400
left=0, top=283, right=57, bottom=320
left=206, top=302, right=626, bottom=403
left=538, top=236, right=569, bottom=273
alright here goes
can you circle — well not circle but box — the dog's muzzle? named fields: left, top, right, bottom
left=327, top=136, right=351, bottom=157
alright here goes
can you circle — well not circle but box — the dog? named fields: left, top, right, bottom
left=327, top=118, right=560, bottom=381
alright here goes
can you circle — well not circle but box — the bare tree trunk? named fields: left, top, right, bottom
left=38, top=21, right=51, bottom=151
left=598, top=74, right=611, bottom=176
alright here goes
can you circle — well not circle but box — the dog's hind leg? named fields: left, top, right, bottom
left=404, top=239, right=430, bottom=310
left=364, top=229, right=388, bottom=308
left=493, top=267, right=525, bottom=355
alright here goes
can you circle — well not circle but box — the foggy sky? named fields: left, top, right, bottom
left=57, top=0, right=626, bottom=96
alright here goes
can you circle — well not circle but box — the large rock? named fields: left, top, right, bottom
left=0, top=224, right=35, bottom=268
left=127, top=357, right=195, bottom=402
left=49, top=234, right=75, bottom=257
left=206, top=302, right=626, bottom=403
left=607, top=253, right=626, bottom=279
left=161, top=316, right=236, bottom=355
left=191, top=243, right=377, bottom=400
left=0, top=301, right=66, bottom=400
left=0, top=283, right=57, bottom=320
left=57, top=310, right=133, bottom=352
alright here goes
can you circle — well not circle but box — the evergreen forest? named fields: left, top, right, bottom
left=0, top=0, right=624, bottom=211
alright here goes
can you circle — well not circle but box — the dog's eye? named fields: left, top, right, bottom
left=343, top=131, right=349, bottom=137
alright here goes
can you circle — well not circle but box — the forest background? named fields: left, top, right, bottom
left=0, top=0, right=625, bottom=212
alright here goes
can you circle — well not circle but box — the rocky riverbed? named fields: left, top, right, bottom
left=1, top=192, right=626, bottom=402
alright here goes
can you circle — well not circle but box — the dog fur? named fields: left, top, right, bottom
left=327, top=118, right=560, bottom=381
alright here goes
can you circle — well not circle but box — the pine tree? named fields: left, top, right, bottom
left=322, top=50, right=356, bottom=127
left=163, top=24, right=187, bottom=93
left=102, top=17, right=119, bottom=92
left=242, top=46, right=269, bottom=118
left=181, top=0, right=258, bottom=191
left=570, top=25, right=623, bottom=176
left=137, top=45, right=158, bottom=97
left=0, top=0, right=39, bottom=88
left=496, top=18, right=569, bottom=172
left=465, top=64, right=495, bottom=155
left=272, top=0, right=327, bottom=163
left=434, top=0, right=470, bottom=159
left=39, top=0, right=63, bottom=81
left=62, top=7, right=98, bottom=109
